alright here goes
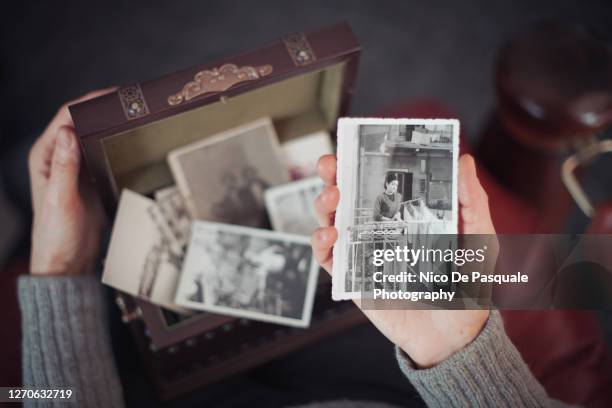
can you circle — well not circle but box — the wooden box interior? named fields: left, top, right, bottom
left=100, top=63, right=345, bottom=199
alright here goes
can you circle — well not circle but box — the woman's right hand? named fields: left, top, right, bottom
left=311, top=153, right=495, bottom=368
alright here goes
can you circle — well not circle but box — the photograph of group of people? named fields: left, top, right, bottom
left=175, top=222, right=318, bottom=327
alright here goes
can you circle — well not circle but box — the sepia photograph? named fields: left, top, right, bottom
left=264, top=176, right=325, bottom=237
left=332, top=118, right=459, bottom=300
left=102, top=189, right=187, bottom=313
left=168, top=117, right=290, bottom=227
left=175, top=221, right=320, bottom=327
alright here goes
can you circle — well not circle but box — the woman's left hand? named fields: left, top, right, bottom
left=29, top=89, right=115, bottom=275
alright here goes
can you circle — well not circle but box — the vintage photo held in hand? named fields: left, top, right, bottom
left=168, top=117, right=290, bottom=227
left=264, top=177, right=325, bottom=237
left=280, top=130, right=333, bottom=179
left=175, top=221, right=319, bottom=327
left=102, top=189, right=187, bottom=313
left=333, top=118, right=459, bottom=300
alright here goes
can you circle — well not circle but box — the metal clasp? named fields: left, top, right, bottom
left=115, top=295, right=143, bottom=323
left=561, top=139, right=612, bottom=217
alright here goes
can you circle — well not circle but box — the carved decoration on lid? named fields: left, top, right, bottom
left=167, top=63, right=273, bottom=106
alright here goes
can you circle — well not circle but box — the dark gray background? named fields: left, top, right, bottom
left=2, top=0, right=612, bottom=214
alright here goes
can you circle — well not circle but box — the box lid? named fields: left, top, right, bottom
left=70, top=22, right=360, bottom=212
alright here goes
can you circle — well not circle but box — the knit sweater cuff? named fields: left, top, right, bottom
left=395, top=311, right=552, bottom=407
left=18, top=275, right=124, bottom=408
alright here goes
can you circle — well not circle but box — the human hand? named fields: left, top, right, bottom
left=311, top=153, right=495, bottom=368
left=29, top=88, right=115, bottom=275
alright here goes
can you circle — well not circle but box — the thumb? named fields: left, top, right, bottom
left=46, top=126, right=81, bottom=208
left=458, top=154, right=495, bottom=234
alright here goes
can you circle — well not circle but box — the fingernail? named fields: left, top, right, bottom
left=56, top=130, right=74, bottom=162
left=320, top=188, right=330, bottom=204
left=59, top=129, right=73, bottom=149
left=318, top=228, right=329, bottom=242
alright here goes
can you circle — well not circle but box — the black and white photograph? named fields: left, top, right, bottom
left=333, top=118, right=459, bottom=300
left=280, top=130, right=333, bottom=179
left=102, top=189, right=187, bottom=313
left=154, top=185, right=192, bottom=253
left=175, top=221, right=319, bottom=327
left=264, top=177, right=325, bottom=237
left=167, top=117, right=290, bottom=227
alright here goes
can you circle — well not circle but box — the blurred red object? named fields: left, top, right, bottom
left=588, top=204, right=612, bottom=233
left=477, top=23, right=612, bottom=216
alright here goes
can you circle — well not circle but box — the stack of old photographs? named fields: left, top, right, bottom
left=103, top=118, right=330, bottom=328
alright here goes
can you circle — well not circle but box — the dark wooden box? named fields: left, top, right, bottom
left=70, top=22, right=360, bottom=213
left=69, top=22, right=365, bottom=400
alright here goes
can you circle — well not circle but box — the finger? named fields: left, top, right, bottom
left=29, top=87, right=117, bottom=192
left=311, top=226, right=338, bottom=273
left=317, top=154, right=337, bottom=186
left=43, top=87, right=118, bottom=141
left=45, top=127, right=81, bottom=209
left=314, top=185, right=339, bottom=227
left=29, top=136, right=57, bottom=213
left=458, top=154, right=495, bottom=234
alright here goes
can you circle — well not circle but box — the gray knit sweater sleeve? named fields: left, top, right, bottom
left=395, top=310, right=571, bottom=407
left=18, top=276, right=571, bottom=408
left=18, top=275, right=124, bottom=408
